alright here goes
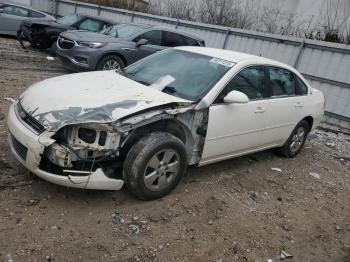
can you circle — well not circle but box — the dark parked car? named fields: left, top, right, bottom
left=56, top=23, right=205, bottom=71
left=0, top=1, right=55, bottom=36
left=17, top=14, right=114, bottom=50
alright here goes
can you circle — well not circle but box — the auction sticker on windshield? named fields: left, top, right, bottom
left=210, top=58, right=235, bottom=68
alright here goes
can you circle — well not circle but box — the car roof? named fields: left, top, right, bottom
left=176, top=46, right=296, bottom=71
left=0, top=1, right=48, bottom=13
left=152, top=26, right=204, bottom=41
left=117, top=23, right=152, bottom=29
left=122, top=23, right=204, bottom=41
left=79, top=14, right=115, bottom=24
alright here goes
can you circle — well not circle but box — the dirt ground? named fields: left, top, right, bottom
left=0, top=37, right=350, bottom=262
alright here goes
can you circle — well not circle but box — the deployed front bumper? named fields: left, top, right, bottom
left=7, top=103, right=124, bottom=190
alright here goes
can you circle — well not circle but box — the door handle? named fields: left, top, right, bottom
left=254, top=106, right=266, bottom=113
left=295, top=102, right=303, bottom=108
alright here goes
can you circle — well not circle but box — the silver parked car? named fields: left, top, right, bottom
left=0, top=1, right=55, bottom=36
left=56, top=23, right=205, bottom=71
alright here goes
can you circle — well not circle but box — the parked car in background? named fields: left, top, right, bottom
left=7, top=47, right=324, bottom=199
left=0, top=1, right=55, bottom=36
left=56, top=23, right=205, bottom=71
left=17, top=14, right=114, bottom=50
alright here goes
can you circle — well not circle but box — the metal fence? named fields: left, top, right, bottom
left=30, top=0, right=350, bottom=128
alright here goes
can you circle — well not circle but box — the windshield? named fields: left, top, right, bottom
left=100, top=24, right=145, bottom=38
left=123, top=49, right=235, bottom=101
left=56, top=14, right=80, bottom=26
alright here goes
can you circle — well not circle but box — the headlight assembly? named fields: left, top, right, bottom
left=76, top=41, right=108, bottom=48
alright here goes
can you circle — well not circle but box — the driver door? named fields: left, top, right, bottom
left=130, top=30, right=165, bottom=64
left=200, top=66, right=270, bottom=164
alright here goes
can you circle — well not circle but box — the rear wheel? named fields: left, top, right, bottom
left=49, top=40, right=58, bottom=56
left=276, top=120, right=310, bottom=157
left=17, top=30, right=32, bottom=49
left=97, top=55, right=124, bottom=71
left=123, top=132, right=187, bottom=200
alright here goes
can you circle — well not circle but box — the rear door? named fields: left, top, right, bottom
left=261, top=67, right=307, bottom=146
left=0, top=4, right=29, bottom=35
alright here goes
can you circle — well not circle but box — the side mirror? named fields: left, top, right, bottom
left=136, top=38, right=148, bottom=47
left=223, top=90, right=249, bottom=104
left=0, top=8, right=4, bottom=14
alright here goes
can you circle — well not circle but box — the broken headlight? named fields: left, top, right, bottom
left=45, top=125, right=121, bottom=168
left=78, top=128, right=97, bottom=144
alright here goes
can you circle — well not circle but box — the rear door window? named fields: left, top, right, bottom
left=268, top=67, right=296, bottom=96
left=133, top=30, right=162, bottom=45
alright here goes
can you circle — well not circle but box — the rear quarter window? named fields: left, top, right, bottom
left=163, top=31, right=199, bottom=47
left=295, top=75, right=308, bottom=95
left=29, top=10, right=45, bottom=18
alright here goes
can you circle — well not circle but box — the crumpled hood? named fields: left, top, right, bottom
left=20, top=71, right=191, bottom=131
left=23, top=20, right=70, bottom=30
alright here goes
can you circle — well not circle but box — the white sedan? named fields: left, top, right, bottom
left=7, top=47, right=325, bottom=199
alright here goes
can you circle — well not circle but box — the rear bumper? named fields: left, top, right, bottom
left=7, top=103, right=124, bottom=190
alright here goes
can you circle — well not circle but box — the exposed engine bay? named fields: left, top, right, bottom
left=38, top=105, right=208, bottom=181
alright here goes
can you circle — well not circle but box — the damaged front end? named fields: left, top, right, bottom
left=18, top=21, right=62, bottom=49
left=37, top=104, right=208, bottom=189
left=39, top=123, right=125, bottom=189
left=10, top=101, right=208, bottom=191
left=8, top=70, right=209, bottom=190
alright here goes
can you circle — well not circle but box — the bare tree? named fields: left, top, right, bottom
left=149, top=0, right=196, bottom=21
left=318, top=0, right=349, bottom=42
left=198, top=0, right=235, bottom=26
left=164, top=0, right=196, bottom=21
left=256, top=1, right=302, bottom=36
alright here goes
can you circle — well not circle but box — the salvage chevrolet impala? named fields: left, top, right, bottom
left=7, top=47, right=324, bottom=199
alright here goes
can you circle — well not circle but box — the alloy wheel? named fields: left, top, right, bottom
left=290, top=126, right=306, bottom=153
left=144, top=149, right=180, bottom=191
left=102, top=59, right=121, bottom=70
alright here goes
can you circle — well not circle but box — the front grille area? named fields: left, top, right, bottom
left=10, top=134, right=28, bottom=161
left=17, top=102, right=45, bottom=134
left=57, top=37, right=75, bottom=49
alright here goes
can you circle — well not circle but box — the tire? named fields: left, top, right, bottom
left=276, top=120, right=310, bottom=158
left=96, top=55, right=125, bottom=71
left=17, top=30, right=25, bottom=48
left=123, top=132, right=187, bottom=200
left=49, top=40, right=58, bottom=56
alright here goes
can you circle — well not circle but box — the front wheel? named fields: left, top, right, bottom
left=123, top=132, right=187, bottom=200
left=97, top=55, right=124, bottom=71
left=276, top=120, right=310, bottom=157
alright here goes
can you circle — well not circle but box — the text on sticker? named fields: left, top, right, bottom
left=210, top=58, right=235, bottom=67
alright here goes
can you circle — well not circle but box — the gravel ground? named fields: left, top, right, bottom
left=0, top=37, right=350, bottom=262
